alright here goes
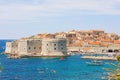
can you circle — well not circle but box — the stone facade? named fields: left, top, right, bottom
left=5, top=41, right=18, bottom=54
left=5, top=38, right=67, bottom=57
left=18, top=39, right=42, bottom=55
left=41, top=38, right=67, bottom=56
left=67, top=45, right=120, bottom=53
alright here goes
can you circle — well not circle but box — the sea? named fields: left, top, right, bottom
left=0, top=40, right=117, bottom=80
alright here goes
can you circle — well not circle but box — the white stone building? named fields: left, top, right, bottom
left=41, top=38, right=67, bottom=56
left=5, top=41, right=18, bottom=54
left=5, top=38, right=67, bottom=57
left=18, top=39, right=42, bottom=56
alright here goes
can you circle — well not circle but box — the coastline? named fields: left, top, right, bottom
left=81, top=55, right=117, bottom=60
left=4, top=51, right=119, bottom=60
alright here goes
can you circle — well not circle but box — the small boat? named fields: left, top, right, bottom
left=60, top=57, right=64, bottom=60
left=67, top=52, right=75, bottom=56
left=86, top=60, right=103, bottom=66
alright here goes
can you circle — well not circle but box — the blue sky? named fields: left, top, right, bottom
left=0, top=0, right=120, bottom=39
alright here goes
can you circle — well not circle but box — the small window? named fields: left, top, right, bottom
left=54, top=48, right=56, bottom=50
left=54, top=44, right=56, bottom=46
left=34, top=47, right=36, bottom=49
left=61, top=48, right=63, bottom=50
left=29, top=47, right=31, bottom=50
left=47, top=44, right=48, bottom=46
left=39, top=47, right=41, bottom=49
left=61, top=44, right=63, bottom=46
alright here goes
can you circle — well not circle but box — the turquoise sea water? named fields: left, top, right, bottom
left=0, top=40, right=116, bottom=80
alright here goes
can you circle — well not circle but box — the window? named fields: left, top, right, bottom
left=61, top=44, right=63, bottom=46
left=34, top=53, right=37, bottom=55
left=61, top=48, right=63, bottom=50
left=29, top=47, right=31, bottom=50
left=47, top=44, right=48, bottom=46
left=39, top=47, right=41, bottom=49
left=34, top=47, right=36, bottom=49
left=54, top=48, right=56, bottom=50
left=54, top=44, right=56, bottom=46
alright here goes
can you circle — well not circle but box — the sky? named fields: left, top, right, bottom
left=0, top=0, right=120, bottom=39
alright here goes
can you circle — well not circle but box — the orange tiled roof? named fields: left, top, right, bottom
left=74, top=40, right=82, bottom=46
left=113, top=40, right=120, bottom=44
left=101, top=40, right=112, bottom=42
left=88, top=41, right=101, bottom=45
left=100, top=43, right=109, bottom=47
left=83, top=47, right=91, bottom=51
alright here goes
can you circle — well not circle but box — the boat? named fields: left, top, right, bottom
left=60, top=57, right=64, bottom=60
left=86, top=60, right=103, bottom=66
left=67, top=52, right=75, bottom=56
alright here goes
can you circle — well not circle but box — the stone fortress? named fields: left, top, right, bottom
left=5, top=29, right=120, bottom=58
left=5, top=38, right=67, bottom=58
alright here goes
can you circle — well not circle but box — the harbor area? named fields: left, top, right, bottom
left=81, top=55, right=117, bottom=60
left=81, top=53, right=118, bottom=60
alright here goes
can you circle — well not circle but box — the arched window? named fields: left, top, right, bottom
left=114, top=49, right=119, bottom=53
left=108, top=49, right=113, bottom=52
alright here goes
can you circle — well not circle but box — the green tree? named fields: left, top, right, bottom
left=0, top=66, right=2, bottom=71
left=104, top=55, right=120, bottom=80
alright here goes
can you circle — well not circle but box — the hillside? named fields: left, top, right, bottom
left=20, top=30, right=120, bottom=48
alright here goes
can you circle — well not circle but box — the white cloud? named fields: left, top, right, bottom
left=0, top=0, right=120, bottom=24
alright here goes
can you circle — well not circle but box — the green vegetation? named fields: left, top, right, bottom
left=104, top=55, right=120, bottom=80
left=0, top=64, right=2, bottom=71
left=117, top=55, right=120, bottom=63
